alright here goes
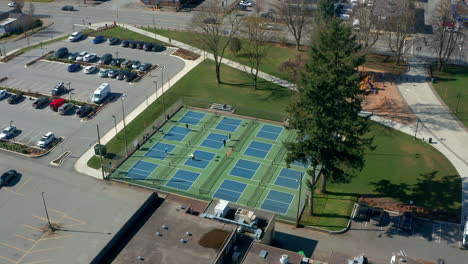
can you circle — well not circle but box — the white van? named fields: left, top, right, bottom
left=92, top=83, right=111, bottom=104
left=462, top=220, right=468, bottom=248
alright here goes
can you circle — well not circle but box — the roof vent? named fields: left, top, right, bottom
left=280, top=254, right=289, bottom=264
left=259, top=250, right=268, bottom=259
left=162, top=225, right=168, bottom=230
left=180, top=239, right=187, bottom=244
left=156, top=232, right=162, bottom=236
left=185, top=232, right=192, bottom=236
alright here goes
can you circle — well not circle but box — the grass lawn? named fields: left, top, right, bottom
left=432, top=64, right=468, bottom=128
left=140, top=27, right=304, bottom=81
left=89, top=60, right=460, bottom=229
left=362, top=53, right=407, bottom=75
left=87, top=27, right=166, bottom=45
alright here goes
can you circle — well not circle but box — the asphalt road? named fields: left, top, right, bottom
left=0, top=152, right=151, bottom=264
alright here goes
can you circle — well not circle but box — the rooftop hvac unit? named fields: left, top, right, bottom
left=215, top=200, right=230, bottom=217
left=234, top=208, right=256, bottom=224
left=280, top=254, right=289, bottom=264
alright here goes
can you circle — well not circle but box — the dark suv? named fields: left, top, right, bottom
left=55, top=47, right=68, bottom=58
left=0, top=170, right=17, bottom=186
left=98, top=53, right=113, bottom=65
left=51, top=82, right=67, bottom=96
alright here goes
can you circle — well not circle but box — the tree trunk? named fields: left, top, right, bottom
left=319, top=173, right=327, bottom=194
left=308, top=190, right=314, bottom=216
left=215, top=62, right=221, bottom=84
left=295, top=39, right=300, bottom=51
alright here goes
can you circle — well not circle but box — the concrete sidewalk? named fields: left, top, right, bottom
left=396, top=57, right=468, bottom=223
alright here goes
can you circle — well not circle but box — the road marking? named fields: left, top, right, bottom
left=15, top=234, right=37, bottom=243
left=41, top=235, right=71, bottom=241
left=30, top=247, right=63, bottom=254
left=23, top=259, right=51, bottom=264
left=399, top=249, right=407, bottom=256
left=23, top=225, right=42, bottom=232
left=0, top=255, right=17, bottom=263
left=0, top=242, right=27, bottom=253
left=2, top=188, right=24, bottom=196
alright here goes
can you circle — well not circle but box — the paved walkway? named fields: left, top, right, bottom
left=396, top=57, right=468, bottom=223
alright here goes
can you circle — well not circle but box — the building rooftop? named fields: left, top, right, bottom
left=0, top=17, right=16, bottom=26
left=112, top=198, right=236, bottom=264
left=241, top=243, right=304, bottom=264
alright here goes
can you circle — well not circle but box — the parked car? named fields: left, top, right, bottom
left=121, top=40, right=130, bottom=47
left=136, top=41, right=145, bottom=49
left=68, top=32, right=83, bottom=42
left=399, top=212, right=414, bottom=232
left=356, top=205, right=371, bottom=221
left=370, top=208, right=384, bottom=226
left=108, top=69, right=120, bottom=78
left=37, top=132, right=55, bottom=148
left=55, top=47, right=69, bottom=58
left=99, top=69, right=111, bottom=77
left=143, top=43, right=154, bottom=51
left=68, top=52, right=79, bottom=60
left=67, top=63, right=81, bottom=72
left=111, top=58, right=126, bottom=67
left=84, top=65, right=98, bottom=74
left=32, top=97, right=50, bottom=109
left=0, top=126, right=16, bottom=140
left=121, top=60, right=133, bottom=69
left=139, top=63, right=152, bottom=72
left=61, top=5, right=74, bottom=11
left=83, top=53, right=97, bottom=62
left=76, top=105, right=95, bottom=118
left=0, top=89, right=8, bottom=100
left=117, top=71, right=129, bottom=80
left=109, top=37, right=120, bottom=45
left=7, top=93, right=23, bottom=104
left=125, top=72, right=138, bottom=82
left=51, top=82, right=67, bottom=96
left=50, top=98, right=66, bottom=111
left=131, top=61, right=141, bottom=69
left=129, top=41, right=138, bottom=49
left=76, top=51, right=88, bottom=61
left=93, top=36, right=106, bottom=44
left=8, top=2, right=17, bottom=7
left=0, top=170, right=17, bottom=186
left=98, top=53, right=113, bottom=64
left=152, top=44, right=165, bottom=52
left=58, top=103, right=74, bottom=115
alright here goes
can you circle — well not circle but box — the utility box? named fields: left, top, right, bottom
left=94, top=144, right=107, bottom=156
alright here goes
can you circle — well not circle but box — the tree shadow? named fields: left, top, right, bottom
left=273, top=231, right=317, bottom=257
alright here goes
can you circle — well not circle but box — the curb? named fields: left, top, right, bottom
left=31, top=137, right=66, bottom=158
left=303, top=203, right=358, bottom=235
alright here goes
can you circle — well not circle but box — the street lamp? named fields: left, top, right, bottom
left=9, top=120, right=13, bottom=127
left=121, top=94, right=129, bottom=157
left=115, top=51, right=119, bottom=59
left=112, top=115, right=118, bottom=136
left=160, top=66, right=167, bottom=118
left=67, top=82, right=72, bottom=100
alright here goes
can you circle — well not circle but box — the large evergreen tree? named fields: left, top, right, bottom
left=285, top=19, right=373, bottom=215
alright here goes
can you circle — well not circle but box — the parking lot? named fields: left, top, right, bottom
left=0, top=37, right=184, bottom=150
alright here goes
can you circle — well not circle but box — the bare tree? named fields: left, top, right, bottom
left=192, top=0, right=241, bottom=83
left=353, top=4, right=383, bottom=53
left=26, top=2, right=35, bottom=17
left=241, top=16, right=271, bottom=89
left=386, top=0, right=415, bottom=65
left=431, top=0, right=464, bottom=71
left=274, top=0, right=312, bottom=50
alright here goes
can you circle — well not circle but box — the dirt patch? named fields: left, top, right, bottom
left=172, top=48, right=200, bottom=60
left=359, top=197, right=459, bottom=223
left=198, top=228, right=230, bottom=249
left=360, top=67, right=416, bottom=125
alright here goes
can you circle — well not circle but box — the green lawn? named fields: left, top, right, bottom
left=89, top=60, right=460, bottom=229
left=87, top=27, right=166, bottom=45
left=362, top=53, right=407, bottom=75
left=140, top=27, right=303, bottom=81
left=433, top=64, right=468, bottom=128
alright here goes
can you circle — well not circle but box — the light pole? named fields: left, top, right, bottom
left=9, top=120, right=13, bottom=127
left=295, top=173, right=303, bottom=228
left=41, top=192, right=55, bottom=232
left=112, top=115, right=118, bottom=136
left=414, top=118, right=420, bottom=139
left=115, top=51, right=119, bottom=59
left=67, top=82, right=72, bottom=100
left=160, top=66, right=167, bottom=119
left=121, top=94, right=129, bottom=157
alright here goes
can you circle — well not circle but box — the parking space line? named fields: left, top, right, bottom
left=30, top=247, right=63, bottom=254
left=41, top=235, right=71, bottom=241
left=23, top=225, right=42, bottom=232
left=16, top=130, right=35, bottom=143
left=0, top=255, right=17, bottom=263
left=15, top=234, right=37, bottom=243
left=4, top=79, right=17, bottom=86
left=2, top=188, right=24, bottom=196
left=0, top=242, right=28, bottom=253
left=23, top=259, right=51, bottom=264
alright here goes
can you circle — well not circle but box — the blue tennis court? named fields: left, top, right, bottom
left=244, top=140, right=272, bottom=159
left=165, top=169, right=200, bottom=191
left=213, top=180, right=247, bottom=202
left=229, top=159, right=260, bottom=179
left=184, top=150, right=216, bottom=169
left=274, top=168, right=303, bottom=189
left=126, top=160, right=158, bottom=180
left=200, top=133, right=229, bottom=150
left=215, top=117, right=242, bottom=132
left=144, top=142, right=176, bottom=160
left=261, top=190, right=294, bottom=215
left=163, top=126, right=190, bottom=142
left=256, top=124, right=283, bottom=141
left=179, top=111, right=206, bottom=125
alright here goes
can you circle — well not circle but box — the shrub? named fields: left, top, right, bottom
left=229, top=37, right=242, bottom=55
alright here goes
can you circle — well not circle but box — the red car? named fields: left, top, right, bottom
left=50, top=98, right=66, bottom=111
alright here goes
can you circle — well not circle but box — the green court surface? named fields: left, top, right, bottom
left=111, top=107, right=309, bottom=220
